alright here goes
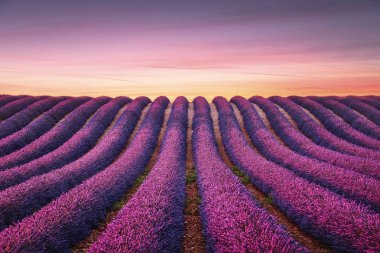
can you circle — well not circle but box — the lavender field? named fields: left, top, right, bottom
left=0, top=94, right=379, bottom=252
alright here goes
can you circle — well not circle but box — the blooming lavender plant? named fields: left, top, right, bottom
left=0, top=97, right=130, bottom=190
left=88, top=96, right=188, bottom=253
left=312, top=96, right=380, bottom=140
left=355, top=96, right=380, bottom=110
left=0, top=97, right=150, bottom=231
left=0, top=96, right=168, bottom=252
left=192, top=96, right=307, bottom=253
left=0, top=96, right=65, bottom=139
left=215, top=97, right=380, bottom=252
left=228, top=96, right=380, bottom=211
left=269, top=96, right=380, bottom=160
left=339, top=96, right=380, bottom=126
left=0, top=96, right=110, bottom=170
left=0, top=96, right=42, bottom=121
left=289, top=96, right=380, bottom=150
left=0, top=96, right=90, bottom=156
left=0, top=95, right=27, bottom=108
left=250, top=96, right=380, bottom=180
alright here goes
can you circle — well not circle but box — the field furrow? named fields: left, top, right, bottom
left=313, top=96, right=380, bottom=140
left=183, top=102, right=207, bottom=253
left=87, top=97, right=187, bottom=252
left=0, top=96, right=65, bottom=139
left=228, top=97, right=380, bottom=211
left=270, top=96, right=380, bottom=160
left=215, top=97, right=380, bottom=252
left=0, top=97, right=130, bottom=190
left=0, top=97, right=168, bottom=252
left=0, top=97, right=150, bottom=231
left=0, top=96, right=43, bottom=121
left=0, top=95, right=27, bottom=108
left=0, top=97, right=110, bottom=170
left=193, top=97, right=307, bottom=252
left=290, top=96, right=380, bottom=150
left=250, top=96, right=380, bottom=180
left=355, top=96, right=380, bottom=110
left=339, top=96, right=380, bottom=126
left=0, top=95, right=378, bottom=253
left=0, top=96, right=90, bottom=156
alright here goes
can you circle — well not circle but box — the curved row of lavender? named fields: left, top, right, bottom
left=0, top=97, right=110, bottom=170
left=339, top=96, right=380, bottom=126
left=214, top=97, right=380, bottom=252
left=269, top=96, right=380, bottom=160
left=0, top=97, right=150, bottom=231
left=0, top=96, right=43, bottom=121
left=193, top=97, right=306, bottom=252
left=289, top=96, right=380, bottom=150
left=0, top=97, right=131, bottom=191
left=0, top=97, right=90, bottom=156
left=0, top=96, right=66, bottom=139
left=0, top=97, right=168, bottom=252
left=0, top=95, right=27, bottom=108
left=231, top=96, right=380, bottom=211
left=355, top=96, right=380, bottom=110
left=313, top=96, right=380, bottom=140
left=250, top=96, right=380, bottom=180
left=89, top=96, right=188, bottom=253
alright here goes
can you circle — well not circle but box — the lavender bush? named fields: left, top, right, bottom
left=192, top=96, right=307, bottom=253
left=0, top=96, right=110, bottom=170
left=0, top=97, right=168, bottom=252
left=250, top=96, right=380, bottom=180
left=0, top=96, right=42, bottom=121
left=228, top=96, right=380, bottom=211
left=0, top=97, right=130, bottom=190
left=0, top=97, right=65, bottom=139
left=269, top=96, right=380, bottom=160
left=88, top=96, right=187, bottom=253
left=312, top=96, right=380, bottom=140
left=216, top=97, right=380, bottom=252
left=0, top=97, right=150, bottom=230
left=289, top=96, right=380, bottom=150
left=0, top=97, right=90, bottom=156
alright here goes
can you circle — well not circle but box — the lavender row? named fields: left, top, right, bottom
left=313, top=97, right=380, bottom=140
left=0, top=95, right=27, bottom=108
left=0, top=97, right=150, bottom=231
left=88, top=97, right=187, bottom=253
left=0, top=97, right=90, bottom=157
left=0, top=97, right=66, bottom=139
left=249, top=96, right=380, bottom=180
left=269, top=96, right=380, bottom=160
left=214, top=97, right=380, bottom=252
left=0, top=96, right=43, bottom=121
left=355, top=96, right=380, bottom=110
left=0, top=97, right=168, bottom=252
left=191, top=97, right=306, bottom=253
left=0, top=97, right=130, bottom=191
left=0, top=96, right=110, bottom=170
left=289, top=96, right=380, bottom=150
left=229, top=97, right=380, bottom=210
left=339, top=96, right=380, bottom=126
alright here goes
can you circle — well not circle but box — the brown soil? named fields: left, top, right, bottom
left=211, top=103, right=332, bottom=253
left=251, top=103, right=287, bottom=145
left=300, top=105, right=326, bottom=125
left=71, top=103, right=170, bottom=253
left=183, top=102, right=207, bottom=253
left=274, top=103, right=299, bottom=128
left=93, top=101, right=130, bottom=145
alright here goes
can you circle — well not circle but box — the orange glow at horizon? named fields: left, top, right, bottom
left=1, top=60, right=379, bottom=101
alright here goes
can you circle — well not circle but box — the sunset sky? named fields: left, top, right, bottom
left=0, top=0, right=380, bottom=100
